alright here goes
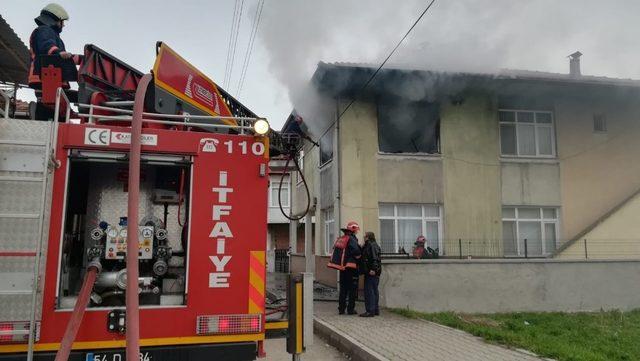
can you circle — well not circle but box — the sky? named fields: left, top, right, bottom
left=4, top=0, right=640, bottom=129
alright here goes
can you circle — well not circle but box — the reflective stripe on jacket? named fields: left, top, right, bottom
left=28, top=25, right=66, bottom=85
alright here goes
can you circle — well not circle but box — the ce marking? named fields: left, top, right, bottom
left=85, top=128, right=111, bottom=146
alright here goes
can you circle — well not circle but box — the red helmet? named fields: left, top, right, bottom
left=345, top=221, right=360, bottom=232
left=416, top=235, right=426, bottom=243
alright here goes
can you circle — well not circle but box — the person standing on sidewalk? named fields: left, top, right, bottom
left=327, top=221, right=362, bottom=315
left=360, top=232, right=381, bottom=317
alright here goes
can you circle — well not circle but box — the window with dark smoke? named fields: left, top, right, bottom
left=320, top=125, right=334, bottom=166
left=377, top=101, right=440, bottom=154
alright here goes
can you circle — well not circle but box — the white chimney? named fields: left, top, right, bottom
left=568, top=51, right=582, bottom=77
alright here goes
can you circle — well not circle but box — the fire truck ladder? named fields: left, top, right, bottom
left=0, top=113, right=57, bottom=361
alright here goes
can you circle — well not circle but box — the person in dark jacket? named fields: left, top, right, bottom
left=360, top=231, right=382, bottom=317
left=334, top=221, right=361, bottom=315
left=28, top=4, right=81, bottom=119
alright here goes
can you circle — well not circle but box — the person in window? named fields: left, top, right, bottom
left=327, top=221, right=362, bottom=315
left=360, top=232, right=381, bottom=317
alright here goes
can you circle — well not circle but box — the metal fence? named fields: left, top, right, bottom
left=380, top=238, right=640, bottom=260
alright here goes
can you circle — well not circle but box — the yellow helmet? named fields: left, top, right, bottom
left=41, top=3, right=69, bottom=21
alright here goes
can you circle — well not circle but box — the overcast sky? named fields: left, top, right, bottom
left=4, top=1, right=640, bottom=129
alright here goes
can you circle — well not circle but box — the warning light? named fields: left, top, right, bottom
left=253, top=119, right=270, bottom=135
left=196, top=314, right=261, bottom=335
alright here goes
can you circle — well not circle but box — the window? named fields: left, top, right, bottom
left=499, top=110, right=555, bottom=157
left=502, top=207, right=558, bottom=257
left=378, top=204, right=441, bottom=254
left=296, top=150, right=304, bottom=185
left=323, top=208, right=335, bottom=255
left=269, top=175, right=290, bottom=208
left=377, top=101, right=440, bottom=154
left=593, top=114, right=607, bottom=133
left=320, top=126, right=334, bottom=166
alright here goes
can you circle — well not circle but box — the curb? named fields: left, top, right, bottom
left=314, top=317, right=389, bottom=361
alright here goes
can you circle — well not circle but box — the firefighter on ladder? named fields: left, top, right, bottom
left=327, top=221, right=362, bottom=315
left=28, top=3, right=81, bottom=119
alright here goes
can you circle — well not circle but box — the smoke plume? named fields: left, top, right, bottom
left=258, top=0, right=640, bottom=133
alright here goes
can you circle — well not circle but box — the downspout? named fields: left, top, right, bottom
left=335, top=98, right=342, bottom=232
left=335, top=98, right=342, bottom=286
left=126, top=73, right=153, bottom=361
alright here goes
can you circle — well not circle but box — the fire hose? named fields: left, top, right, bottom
left=54, top=260, right=101, bottom=361
left=125, top=73, right=153, bottom=361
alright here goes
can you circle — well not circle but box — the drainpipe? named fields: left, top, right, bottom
left=126, top=73, right=153, bottom=361
left=335, top=98, right=342, bottom=286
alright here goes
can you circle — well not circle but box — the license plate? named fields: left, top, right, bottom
left=85, top=351, right=152, bottom=361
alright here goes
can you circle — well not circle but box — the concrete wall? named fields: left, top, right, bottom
left=556, top=92, right=640, bottom=244
left=290, top=254, right=306, bottom=275
left=289, top=254, right=337, bottom=287
left=339, top=100, right=380, bottom=237
left=441, top=94, right=502, bottom=256
left=380, top=259, right=640, bottom=313
left=377, top=157, right=443, bottom=204
left=315, top=255, right=337, bottom=287
left=501, top=162, right=561, bottom=206
left=557, top=191, right=640, bottom=259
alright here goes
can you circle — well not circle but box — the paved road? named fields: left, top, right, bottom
left=315, top=301, right=549, bottom=361
left=264, top=334, right=349, bottom=361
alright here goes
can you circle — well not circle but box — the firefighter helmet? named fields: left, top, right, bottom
left=416, top=235, right=426, bottom=243
left=42, top=3, right=70, bottom=21
left=345, top=221, right=360, bottom=233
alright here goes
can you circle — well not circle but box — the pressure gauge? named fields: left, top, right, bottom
left=141, top=228, right=153, bottom=239
left=107, top=228, right=118, bottom=239
left=120, top=229, right=128, bottom=239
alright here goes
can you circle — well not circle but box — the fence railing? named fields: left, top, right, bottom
left=380, top=238, right=640, bottom=260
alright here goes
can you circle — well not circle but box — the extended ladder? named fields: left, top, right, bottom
left=0, top=118, right=55, bottom=360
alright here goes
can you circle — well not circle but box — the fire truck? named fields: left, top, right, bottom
left=0, top=42, right=289, bottom=360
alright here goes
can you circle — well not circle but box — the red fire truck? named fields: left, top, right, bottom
left=0, top=42, right=285, bottom=360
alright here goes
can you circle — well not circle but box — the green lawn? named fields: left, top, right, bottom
left=390, top=308, right=640, bottom=361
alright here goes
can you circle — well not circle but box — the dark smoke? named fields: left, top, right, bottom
left=259, top=0, right=640, bottom=134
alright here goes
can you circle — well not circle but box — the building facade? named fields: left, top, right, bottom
left=287, top=61, right=640, bottom=284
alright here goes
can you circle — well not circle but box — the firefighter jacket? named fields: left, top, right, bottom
left=327, top=232, right=361, bottom=271
left=361, top=240, right=382, bottom=276
left=28, top=19, right=79, bottom=87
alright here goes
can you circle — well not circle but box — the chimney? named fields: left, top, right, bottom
left=568, top=51, right=582, bottom=77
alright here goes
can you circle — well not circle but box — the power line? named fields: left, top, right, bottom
left=333, top=0, right=437, bottom=125
left=296, top=0, right=630, bottom=168
left=236, top=0, right=265, bottom=97
left=226, top=0, right=246, bottom=89
left=223, top=0, right=240, bottom=88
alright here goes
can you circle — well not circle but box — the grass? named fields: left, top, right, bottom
left=390, top=308, right=640, bottom=361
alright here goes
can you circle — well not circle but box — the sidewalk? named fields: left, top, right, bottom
left=314, top=301, right=550, bottom=361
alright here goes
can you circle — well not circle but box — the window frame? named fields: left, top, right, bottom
left=296, top=150, right=304, bottom=186
left=378, top=203, right=443, bottom=254
left=323, top=208, right=335, bottom=256
left=319, top=126, right=334, bottom=167
left=269, top=175, right=290, bottom=208
left=499, top=109, right=556, bottom=158
left=502, top=206, right=559, bottom=257
left=593, top=114, right=607, bottom=133
left=376, top=101, right=441, bottom=155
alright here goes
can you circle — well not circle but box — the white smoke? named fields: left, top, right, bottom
left=258, top=0, right=640, bottom=131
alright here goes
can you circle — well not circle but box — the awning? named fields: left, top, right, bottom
left=0, top=14, right=29, bottom=85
